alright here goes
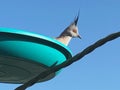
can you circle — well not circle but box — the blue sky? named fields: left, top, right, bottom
left=0, top=0, right=120, bottom=90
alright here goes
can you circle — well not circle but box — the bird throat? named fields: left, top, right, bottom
left=56, top=36, right=72, bottom=46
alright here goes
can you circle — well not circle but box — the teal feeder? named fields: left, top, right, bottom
left=0, top=28, right=72, bottom=84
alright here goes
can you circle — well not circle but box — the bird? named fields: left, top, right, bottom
left=56, top=15, right=81, bottom=46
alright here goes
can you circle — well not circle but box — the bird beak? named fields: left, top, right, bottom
left=77, top=35, right=81, bottom=39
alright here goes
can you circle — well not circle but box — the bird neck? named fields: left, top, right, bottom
left=56, top=36, right=72, bottom=46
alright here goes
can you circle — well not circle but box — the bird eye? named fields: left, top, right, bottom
left=72, top=29, right=77, bottom=33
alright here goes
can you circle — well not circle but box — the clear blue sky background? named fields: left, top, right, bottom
left=0, top=0, right=120, bottom=90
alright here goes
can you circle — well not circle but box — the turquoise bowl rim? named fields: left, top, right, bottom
left=0, top=27, right=72, bottom=59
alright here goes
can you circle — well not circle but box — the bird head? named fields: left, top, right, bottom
left=61, top=15, right=81, bottom=39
